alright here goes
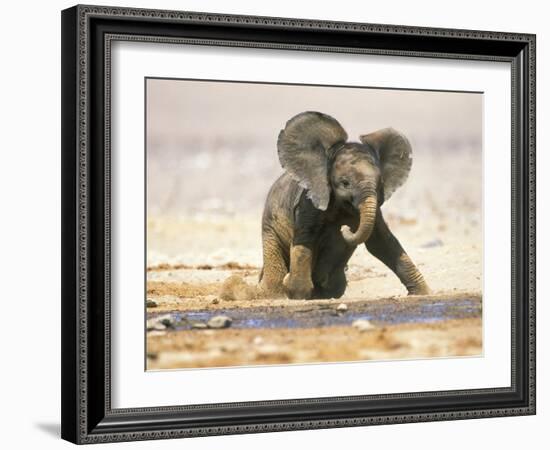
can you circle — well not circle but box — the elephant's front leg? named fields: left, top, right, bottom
left=366, top=212, right=431, bottom=295
left=283, top=244, right=314, bottom=299
left=283, top=193, right=325, bottom=299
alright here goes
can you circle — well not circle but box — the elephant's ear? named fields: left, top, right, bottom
left=278, top=111, right=348, bottom=210
left=360, top=128, right=412, bottom=201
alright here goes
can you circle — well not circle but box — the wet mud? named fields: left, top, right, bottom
left=149, top=296, right=481, bottom=331
left=146, top=282, right=482, bottom=369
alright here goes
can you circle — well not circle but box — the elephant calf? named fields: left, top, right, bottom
left=259, top=111, right=430, bottom=300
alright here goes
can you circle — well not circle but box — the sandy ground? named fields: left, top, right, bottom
left=144, top=80, right=482, bottom=370
left=147, top=318, right=482, bottom=370
left=145, top=150, right=482, bottom=370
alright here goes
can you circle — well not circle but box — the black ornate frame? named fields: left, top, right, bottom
left=61, top=4, right=536, bottom=444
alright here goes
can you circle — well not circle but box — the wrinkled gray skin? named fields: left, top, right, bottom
left=259, top=111, right=430, bottom=300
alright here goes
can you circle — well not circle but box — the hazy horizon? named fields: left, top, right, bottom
left=146, top=78, right=482, bottom=216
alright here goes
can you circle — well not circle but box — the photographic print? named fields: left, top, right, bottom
left=61, top=7, right=535, bottom=441
left=145, top=78, right=483, bottom=370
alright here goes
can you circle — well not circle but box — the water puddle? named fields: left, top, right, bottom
left=149, top=297, right=481, bottom=331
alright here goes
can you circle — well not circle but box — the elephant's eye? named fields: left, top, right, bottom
left=340, top=179, right=351, bottom=189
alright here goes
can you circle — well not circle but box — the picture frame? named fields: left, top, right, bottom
left=61, top=4, right=536, bottom=444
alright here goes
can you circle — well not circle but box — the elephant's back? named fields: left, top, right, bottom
left=265, top=172, right=303, bottom=212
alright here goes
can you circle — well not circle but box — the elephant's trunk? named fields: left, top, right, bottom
left=341, top=194, right=378, bottom=246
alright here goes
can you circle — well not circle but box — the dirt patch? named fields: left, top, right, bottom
left=145, top=150, right=483, bottom=369
left=147, top=276, right=259, bottom=305
left=148, top=262, right=258, bottom=272
left=219, top=275, right=258, bottom=301
left=147, top=318, right=482, bottom=369
left=146, top=295, right=481, bottom=369
left=147, top=280, right=220, bottom=298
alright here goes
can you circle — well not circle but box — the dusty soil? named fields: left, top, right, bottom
left=145, top=151, right=482, bottom=370
left=147, top=318, right=482, bottom=370
left=145, top=264, right=482, bottom=369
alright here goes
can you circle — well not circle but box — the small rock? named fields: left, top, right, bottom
left=253, top=336, right=264, bottom=345
left=336, top=303, right=348, bottom=312
left=146, top=318, right=165, bottom=331
left=158, top=314, right=174, bottom=327
left=352, top=319, right=376, bottom=332
left=146, top=299, right=158, bottom=308
left=147, top=314, right=174, bottom=331
left=190, top=322, right=208, bottom=330
left=147, top=321, right=165, bottom=331
left=207, top=315, right=233, bottom=329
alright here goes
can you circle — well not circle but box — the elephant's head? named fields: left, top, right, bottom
left=277, top=111, right=412, bottom=246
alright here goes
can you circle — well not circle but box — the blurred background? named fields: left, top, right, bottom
left=146, top=78, right=482, bottom=296
left=147, top=79, right=481, bottom=216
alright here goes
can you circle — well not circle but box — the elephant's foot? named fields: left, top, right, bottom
left=395, top=253, right=431, bottom=296
left=407, top=281, right=431, bottom=296
left=283, top=273, right=314, bottom=300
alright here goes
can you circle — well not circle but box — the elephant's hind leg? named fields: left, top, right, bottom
left=258, top=233, right=288, bottom=298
